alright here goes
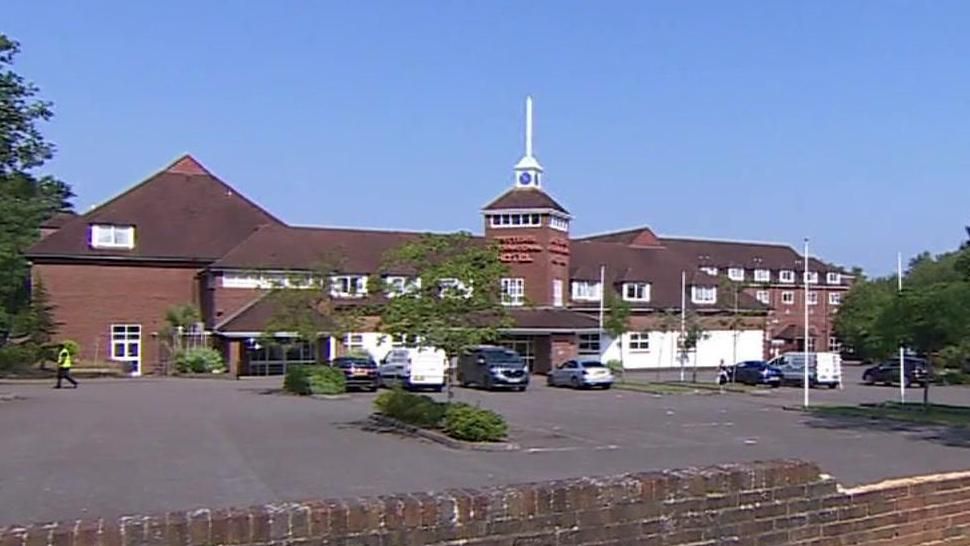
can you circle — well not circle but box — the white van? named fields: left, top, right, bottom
left=377, top=348, right=446, bottom=392
left=768, top=352, right=843, bottom=389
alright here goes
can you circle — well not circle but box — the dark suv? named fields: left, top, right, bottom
left=332, top=356, right=379, bottom=391
left=863, top=357, right=931, bottom=387
left=457, top=346, right=529, bottom=391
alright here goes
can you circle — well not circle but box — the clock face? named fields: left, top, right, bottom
left=518, top=172, right=532, bottom=185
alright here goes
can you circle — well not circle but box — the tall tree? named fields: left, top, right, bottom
left=602, top=290, right=631, bottom=381
left=0, top=34, right=73, bottom=339
left=378, top=232, right=511, bottom=399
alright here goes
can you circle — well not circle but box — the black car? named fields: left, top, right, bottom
left=863, top=357, right=930, bottom=387
left=719, top=360, right=782, bottom=387
left=457, top=346, right=529, bottom=391
left=332, top=356, right=379, bottom=391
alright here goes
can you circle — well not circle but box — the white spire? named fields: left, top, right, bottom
left=514, top=95, right=543, bottom=187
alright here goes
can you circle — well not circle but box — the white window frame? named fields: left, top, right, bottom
left=222, top=272, right=261, bottom=289
left=754, top=269, right=771, bottom=282
left=577, top=333, right=600, bottom=355
left=756, top=290, right=770, bottom=304
left=330, top=275, right=368, bottom=298
left=804, top=271, right=819, bottom=284
left=829, top=292, right=841, bottom=306
left=622, top=282, right=650, bottom=302
left=90, top=225, right=135, bottom=249
left=549, top=217, right=569, bottom=232
left=781, top=291, right=795, bottom=305
left=807, top=291, right=818, bottom=305
left=489, top=213, right=542, bottom=228
left=110, top=324, right=142, bottom=374
left=691, top=285, right=717, bottom=304
left=344, top=333, right=364, bottom=351
left=700, top=266, right=718, bottom=276
left=500, top=277, right=525, bottom=306
left=439, top=278, right=471, bottom=298
left=826, top=272, right=841, bottom=285
left=727, top=268, right=745, bottom=281
left=806, top=337, right=816, bottom=352
left=571, top=281, right=602, bottom=302
left=779, top=270, right=795, bottom=283
left=552, top=279, right=563, bottom=307
left=829, top=337, right=842, bottom=352
left=628, top=332, right=650, bottom=352
left=383, top=276, right=409, bottom=297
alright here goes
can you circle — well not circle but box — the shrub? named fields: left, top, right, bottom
left=938, top=369, right=970, bottom=385
left=307, top=366, right=346, bottom=395
left=606, top=360, right=623, bottom=375
left=174, top=347, right=226, bottom=374
left=442, top=402, right=508, bottom=442
left=374, top=388, right=446, bottom=428
left=60, top=339, right=80, bottom=358
left=284, top=366, right=312, bottom=395
left=0, top=345, right=39, bottom=373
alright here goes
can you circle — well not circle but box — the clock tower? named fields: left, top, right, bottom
left=482, top=96, right=571, bottom=307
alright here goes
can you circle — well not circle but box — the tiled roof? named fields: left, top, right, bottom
left=659, top=237, right=842, bottom=274
left=507, top=309, right=600, bottom=330
left=40, top=211, right=77, bottom=229
left=577, top=226, right=663, bottom=248
left=483, top=188, right=569, bottom=214
left=27, top=155, right=282, bottom=261
left=211, top=224, right=468, bottom=273
left=216, top=294, right=336, bottom=334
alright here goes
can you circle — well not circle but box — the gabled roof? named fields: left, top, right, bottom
left=483, top=188, right=569, bottom=214
left=211, top=224, right=464, bottom=273
left=658, top=236, right=842, bottom=274
left=578, top=226, right=663, bottom=248
left=215, top=294, right=337, bottom=335
left=27, top=155, right=283, bottom=262
left=40, top=211, right=77, bottom=229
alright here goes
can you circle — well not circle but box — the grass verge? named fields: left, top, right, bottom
left=809, top=402, right=970, bottom=428
left=614, top=380, right=755, bottom=395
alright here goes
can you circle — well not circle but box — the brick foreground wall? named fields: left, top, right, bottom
left=3, top=460, right=970, bottom=546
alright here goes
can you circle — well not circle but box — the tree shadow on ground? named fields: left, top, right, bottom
left=801, top=412, right=970, bottom=449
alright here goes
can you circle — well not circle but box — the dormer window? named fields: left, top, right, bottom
left=622, top=282, right=650, bottom=302
left=779, top=270, right=795, bottom=283
left=804, top=272, right=819, bottom=284
left=90, top=225, right=135, bottom=249
left=571, top=281, right=602, bottom=301
left=826, top=272, right=841, bottom=285
left=700, top=266, right=718, bottom=276
left=727, top=268, right=745, bottom=281
left=549, top=217, right=569, bottom=232
left=330, top=275, right=368, bottom=298
left=691, top=286, right=717, bottom=304
left=754, top=269, right=771, bottom=282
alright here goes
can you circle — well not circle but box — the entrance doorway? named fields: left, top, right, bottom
left=110, top=324, right=142, bottom=376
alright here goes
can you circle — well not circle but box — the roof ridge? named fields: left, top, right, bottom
left=163, top=154, right=212, bottom=176
left=659, top=235, right=796, bottom=249
left=214, top=293, right=269, bottom=332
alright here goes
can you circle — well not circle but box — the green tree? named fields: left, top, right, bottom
left=0, top=35, right=73, bottom=339
left=602, top=289, right=631, bottom=382
left=834, top=277, right=897, bottom=361
left=679, top=311, right=708, bottom=383
left=378, top=232, right=512, bottom=400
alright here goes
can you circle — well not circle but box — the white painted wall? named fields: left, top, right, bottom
left=350, top=333, right=448, bottom=362
left=594, top=329, right=764, bottom=370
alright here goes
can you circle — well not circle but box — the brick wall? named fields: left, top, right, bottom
left=4, top=460, right=970, bottom=546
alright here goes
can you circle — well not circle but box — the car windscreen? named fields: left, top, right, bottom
left=580, top=361, right=606, bottom=368
left=334, top=358, right=375, bottom=368
left=480, top=349, right=521, bottom=363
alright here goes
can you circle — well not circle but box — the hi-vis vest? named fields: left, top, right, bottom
left=58, top=348, right=73, bottom=369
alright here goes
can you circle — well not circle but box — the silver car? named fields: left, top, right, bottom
left=547, top=360, right=614, bottom=389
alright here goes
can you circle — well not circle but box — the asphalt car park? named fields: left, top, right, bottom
left=0, top=369, right=967, bottom=526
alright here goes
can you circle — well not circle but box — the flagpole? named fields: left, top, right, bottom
left=680, top=270, right=686, bottom=383
left=598, top=263, right=605, bottom=334
left=803, top=238, right=810, bottom=409
left=898, top=252, right=905, bottom=404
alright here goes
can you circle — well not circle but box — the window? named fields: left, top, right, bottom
left=330, top=275, right=367, bottom=297
left=571, top=281, right=602, bottom=301
left=826, top=272, right=841, bottom=285
left=439, top=278, right=471, bottom=298
left=728, top=268, right=745, bottom=281
left=628, top=332, right=650, bottom=352
left=110, top=324, right=141, bottom=363
left=756, top=290, right=770, bottom=304
left=700, top=266, right=718, bottom=276
left=344, top=333, right=364, bottom=351
left=390, top=334, right=408, bottom=348
left=754, top=269, right=770, bottom=282
left=691, top=286, right=717, bottom=304
left=806, top=337, right=816, bottom=351
left=552, top=279, right=563, bottom=307
left=90, top=225, right=135, bottom=249
left=500, top=278, right=525, bottom=306
left=804, top=271, right=819, bottom=284
left=383, top=276, right=408, bottom=297
left=782, top=291, right=795, bottom=305
left=622, top=282, right=650, bottom=302
left=829, top=337, right=842, bottom=352
left=578, top=333, right=600, bottom=355
left=489, top=213, right=541, bottom=228
left=222, top=272, right=261, bottom=289
left=807, top=291, right=818, bottom=305
left=829, top=292, right=842, bottom=306
left=549, top=217, right=569, bottom=232
left=780, top=270, right=795, bottom=283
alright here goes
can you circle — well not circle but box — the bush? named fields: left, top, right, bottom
left=307, top=366, right=346, bottom=395
left=442, top=402, right=508, bottom=442
left=374, top=388, right=446, bottom=428
left=284, top=365, right=347, bottom=395
left=61, top=339, right=80, bottom=358
left=174, top=347, right=226, bottom=374
left=0, top=345, right=40, bottom=373
left=938, top=369, right=970, bottom=385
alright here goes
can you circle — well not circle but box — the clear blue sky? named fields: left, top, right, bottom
left=7, top=1, right=970, bottom=275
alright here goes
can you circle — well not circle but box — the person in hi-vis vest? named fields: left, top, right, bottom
left=55, top=344, right=78, bottom=389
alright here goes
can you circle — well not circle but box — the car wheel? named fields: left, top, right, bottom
left=484, top=375, right=494, bottom=391
left=546, top=375, right=555, bottom=387
left=515, top=386, right=527, bottom=392
left=602, top=384, right=611, bottom=390
left=863, top=373, right=874, bottom=386
left=433, top=385, right=444, bottom=393
left=570, top=376, right=582, bottom=389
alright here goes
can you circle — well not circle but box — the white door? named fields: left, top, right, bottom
left=111, top=324, right=142, bottom=376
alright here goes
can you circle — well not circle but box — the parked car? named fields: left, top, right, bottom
left=378, top=348, right=446, bottom=392
left=768, top=352, right=842, bottom=389
left=457, top=346, right=529, bottom=391
left=547, top=360, right=614, bottom=389
left=718, top=360, right=782, bottom=387
left=862, top=357, right=931, bottom=387
left=332, top=356, right=379, bottom=391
